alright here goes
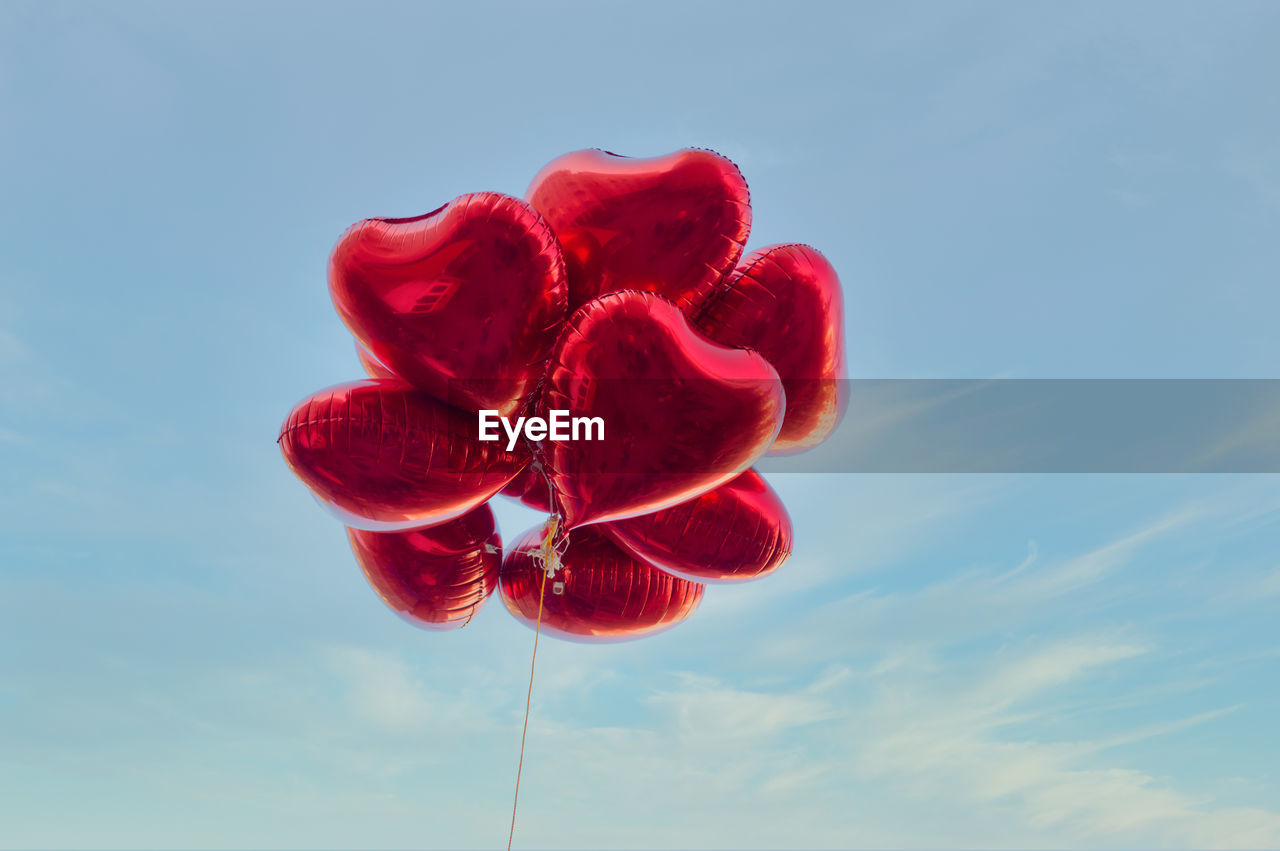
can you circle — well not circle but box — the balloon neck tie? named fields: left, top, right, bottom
left=536, top=516, right=561, bottom=578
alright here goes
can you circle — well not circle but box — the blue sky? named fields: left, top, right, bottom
left=1, top=1, right=1278, bottom=848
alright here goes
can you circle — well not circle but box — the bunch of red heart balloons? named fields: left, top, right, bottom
left=279, top=149, right=846, bottom=642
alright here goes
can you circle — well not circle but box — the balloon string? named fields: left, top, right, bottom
left=507, top=519, right=557, bottom=851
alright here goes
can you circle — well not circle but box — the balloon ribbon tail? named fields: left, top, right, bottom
left=507, top=557, right=548, bottom=850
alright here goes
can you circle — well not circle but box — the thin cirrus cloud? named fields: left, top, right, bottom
left=299, top=486, right=1280, bottom=850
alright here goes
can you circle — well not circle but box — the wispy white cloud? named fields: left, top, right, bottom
left=327, top=646, right=440, bottom=733
left=458, top=629, right=1280, bottom=849
left=648, top=672, right=836, bottom=741
left=5, top=480, right=1276, bottom=851
left=481, top=501, right=1280, bottom=849
left=753, top=506, right=1200, bottom=665
left=853, top=639, right=1280, bottom=849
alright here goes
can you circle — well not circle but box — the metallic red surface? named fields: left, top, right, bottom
left=329, top=192, right=567, bottom=416
left=355, top=342, right=397, bottom=380
left=278, top=379, right=526, bottom=531
left=499, top=464, right=552, bottom=513
left=499, top=523, right=704, bottom=642
left=602, top=469, right=791, bottom=583
left=690, top=244, right=847, bottom=453
left=348, top=504, right=501, bottom=630
left=540, top=291, right=785, bottom=529
left=526, top=149, right=751, bottom=310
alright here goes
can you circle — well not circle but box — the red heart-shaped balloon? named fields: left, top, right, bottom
left=690, top=244, right=847, bottom=453
left=279, top=379, right=526, bottom=530
left=355, top=342, right=397, bottom=380
left=499, top=523, right=703, bottom=642
left=329, top=192, right=567, bottom=416
left=526, top=149, right=751, bottom=310
left=602, top=469, right=791, bottom=583
left=499, top=463, right=553, bottom=513
left=539, top=291, right=785, bottom=529
left=348, top=503, right=501, bottom=630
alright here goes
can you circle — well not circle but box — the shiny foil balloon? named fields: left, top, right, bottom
left=499, top=464, right=552, bottom=513
left=540, top=291, right=785, bottom=529
left=499, top=523, right=704, bottom=642
left=356, top=342, right=397, bottom=380
left=348, top=504, right=501, bottom=630
left=279, top=379, right=526, bottom=530
left=602, top=469, right=791, bottom=583
left=526, top=149, right=751, bottom=309
left=690, top=244, right=847, bottom=453
left=329, top=192, right=567, bottom=415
